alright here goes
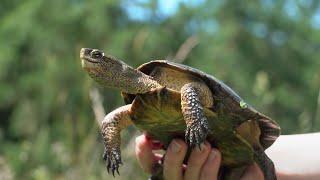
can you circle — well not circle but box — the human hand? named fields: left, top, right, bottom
left=135, top=134, right=264, bottom=180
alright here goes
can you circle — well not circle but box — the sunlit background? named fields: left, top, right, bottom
left=0, top=0, right=320, bottom=179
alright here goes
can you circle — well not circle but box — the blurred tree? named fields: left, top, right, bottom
left=0, top=0, right=319, bottom=179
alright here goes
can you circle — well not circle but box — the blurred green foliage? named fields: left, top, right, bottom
left=0, top=0, right=319, bottom=179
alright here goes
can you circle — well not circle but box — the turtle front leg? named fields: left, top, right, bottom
left=180, top=82, right=213, bottom=148
left=101, top=104, right=133, bottom=176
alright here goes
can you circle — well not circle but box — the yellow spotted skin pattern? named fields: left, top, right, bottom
left=101, top=104, right=133, bottom=175
left=181, top=83, right=209, bottom=147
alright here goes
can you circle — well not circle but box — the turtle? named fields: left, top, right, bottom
left=80, top=48, right=281, bottom=180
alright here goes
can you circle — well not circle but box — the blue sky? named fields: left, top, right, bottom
left=122, top=0, right=320, bottom=29
left=122, top=0, right=204, bottom=21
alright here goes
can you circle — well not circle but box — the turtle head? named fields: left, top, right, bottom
left=80, top=48, right=160, bottom=93
left=80, top=48, right=121, bottom=87
left=80, top=48, right=105, bottom=65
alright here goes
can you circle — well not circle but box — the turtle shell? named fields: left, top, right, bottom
left=122, top=60, right=280, bottom=167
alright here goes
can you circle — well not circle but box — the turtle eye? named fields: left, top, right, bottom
left=90, top=50, right=104, bottom=59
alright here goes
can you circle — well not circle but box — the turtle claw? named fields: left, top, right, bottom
left=185, top=117, right=209, bottom=148
left=103, top=147, right=122, bottom=176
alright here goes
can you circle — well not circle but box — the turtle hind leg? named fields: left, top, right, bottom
left=101, top=104, right=133, bottom=176
left=254, top=147, right=277, bottom=180
left=180, top=82, right=213, bottom=148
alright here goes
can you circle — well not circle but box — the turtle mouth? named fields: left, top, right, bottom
left=81, top=56, right=100, bottom=70
left=80, top=48, right=100, bottom=64
left=82, top=57, right=100, bottom=64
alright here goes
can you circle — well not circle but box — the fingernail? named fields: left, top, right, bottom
left=151, top=141, right=164, bottom=149
left=208, top=149, right=217, bottom=162
left=196, top=143, right=206, bottom=152
left=169, top=140, right=181, bottom=153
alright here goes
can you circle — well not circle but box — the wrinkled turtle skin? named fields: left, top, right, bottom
left=122, top=61, right=280, bottom=179
left=80, top=48, right=281, bottom=180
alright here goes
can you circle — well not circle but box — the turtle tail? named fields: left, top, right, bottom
left=258, top=117, right=281, bottom=149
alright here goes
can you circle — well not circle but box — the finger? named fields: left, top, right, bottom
left=163, top=139, right=188, bottom=180
left=145, top=134, right=164, bottom=150
left=154, top=153, right=163, bottom=162
left=200, top=148, right=221, bottom=180
left=185, top=142, right=211, bottom=180
left=135, top=134, right=157, bottom=173
left=150, top=140, right=165, bottom=150
left=240, top=163, right=264, bottom=180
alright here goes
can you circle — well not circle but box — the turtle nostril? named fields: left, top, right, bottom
left=80, top=48, right=94, bottom=57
